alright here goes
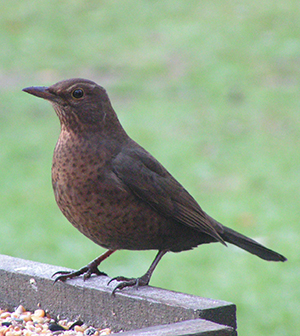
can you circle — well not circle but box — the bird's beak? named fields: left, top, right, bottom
left=22, top=86, right=56, bottom=101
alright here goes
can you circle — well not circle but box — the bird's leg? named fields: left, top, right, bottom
left=108, top=250, right=167, bottom=295
left=53, top=249, right=115, bottom=282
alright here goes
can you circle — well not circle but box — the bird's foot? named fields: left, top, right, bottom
left=53, top=260, right=107, bottom=283
left=108, top=273, right=150, bottom=295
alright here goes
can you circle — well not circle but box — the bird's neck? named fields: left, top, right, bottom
left=58, top=123, right=128, bottom=156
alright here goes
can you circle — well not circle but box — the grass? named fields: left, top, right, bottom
left=0, top=1, right=299, bottom=335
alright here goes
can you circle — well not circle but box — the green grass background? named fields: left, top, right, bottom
left=0, top=1, right=299, bottom=335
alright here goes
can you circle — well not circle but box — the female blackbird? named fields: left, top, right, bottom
left=23, top=79, right=286, bottom=294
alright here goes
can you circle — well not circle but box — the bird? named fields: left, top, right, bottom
left=23, top=78, right=287, bottom=294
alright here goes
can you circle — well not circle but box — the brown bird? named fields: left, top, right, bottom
left=23, top=78, right=287, bottom=293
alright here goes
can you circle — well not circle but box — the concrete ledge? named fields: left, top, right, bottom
left=0, top=254, right=237, bottom=335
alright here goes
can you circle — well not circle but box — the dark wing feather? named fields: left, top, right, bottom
left=112, top=144, right=226, bottom=245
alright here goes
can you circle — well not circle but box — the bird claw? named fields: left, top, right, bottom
left=108, top=274, right=149, bottom=295
left=52, top=264, right=107, bottom=283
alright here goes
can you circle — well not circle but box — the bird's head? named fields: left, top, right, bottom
left=23, top=78, right=120, bottom=133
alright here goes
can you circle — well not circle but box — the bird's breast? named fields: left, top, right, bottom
left=51, top=133, right=133, bottom=247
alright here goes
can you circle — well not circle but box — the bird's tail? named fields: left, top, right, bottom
left=221, top=226, right=287, bottom=262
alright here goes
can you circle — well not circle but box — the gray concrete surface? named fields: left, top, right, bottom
left=0, top=254, right=237, bottom=335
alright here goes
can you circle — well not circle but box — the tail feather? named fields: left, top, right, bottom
left=221, top=226, right=287, bottom=262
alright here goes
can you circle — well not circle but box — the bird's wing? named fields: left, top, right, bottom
left=112, top=144, right=225, bottom=245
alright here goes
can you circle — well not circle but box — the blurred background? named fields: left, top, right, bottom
left=0, top=1, right=299, bottom=335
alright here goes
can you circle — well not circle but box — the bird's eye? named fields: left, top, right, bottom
left=72, top=89, right=84, bottom=99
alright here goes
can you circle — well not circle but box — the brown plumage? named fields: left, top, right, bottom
left=23, top=78, right=286, bottom=293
